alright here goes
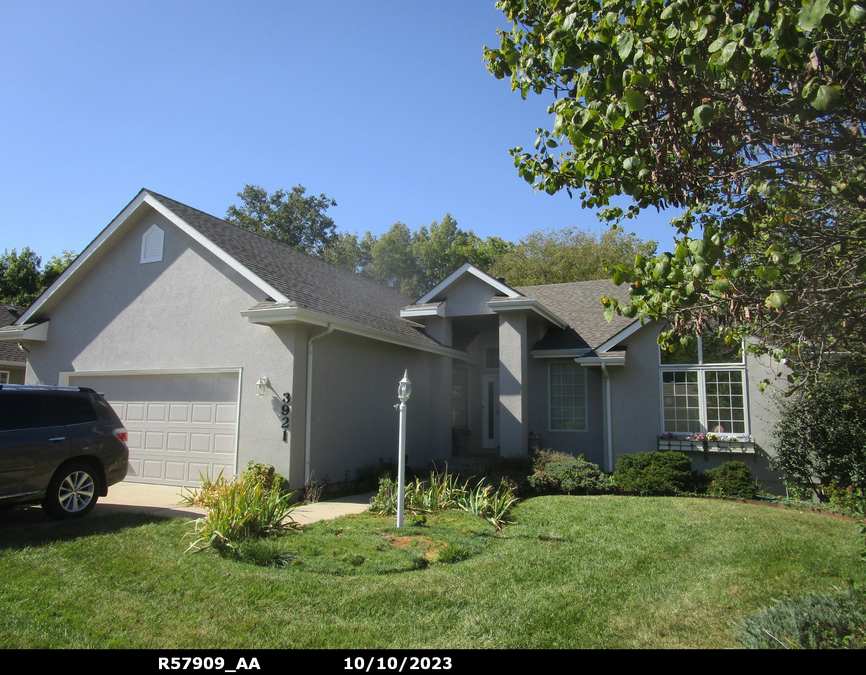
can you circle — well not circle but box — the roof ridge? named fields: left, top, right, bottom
left=144, top=189, right=416, bottom=304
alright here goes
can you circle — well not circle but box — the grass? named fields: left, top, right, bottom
left=0, top=495, right=863, bottom=648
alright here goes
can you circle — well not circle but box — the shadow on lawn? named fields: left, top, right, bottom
left=0, top=508, right=173, bottom=549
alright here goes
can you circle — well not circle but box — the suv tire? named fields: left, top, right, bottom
left=42, top=463, right=100, bottom=519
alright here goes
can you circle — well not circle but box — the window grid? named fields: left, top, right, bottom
left=549, top=362, right=587, bottom=431
left=659, top=338, right=748, bottom=436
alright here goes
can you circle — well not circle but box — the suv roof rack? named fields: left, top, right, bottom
left=0, top=384, right=97, bottom=394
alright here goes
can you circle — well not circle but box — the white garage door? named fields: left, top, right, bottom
left=67, top=371, right=240, bottom=487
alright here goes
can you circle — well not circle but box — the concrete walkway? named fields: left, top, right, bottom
left=0, top=481, right=373, bottom=527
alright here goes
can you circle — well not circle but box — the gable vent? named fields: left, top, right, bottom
left=141, top=224, right=164, bottom=264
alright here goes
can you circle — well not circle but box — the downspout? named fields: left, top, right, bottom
left=601, top=363, right=614, bottom=473
left=305, top=323, right=334, bottom=483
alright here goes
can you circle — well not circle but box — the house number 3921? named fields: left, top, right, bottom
left=281, top=392, right=291, bottom=441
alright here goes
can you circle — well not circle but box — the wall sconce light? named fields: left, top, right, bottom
left=255, top=376, right=269, bottom=397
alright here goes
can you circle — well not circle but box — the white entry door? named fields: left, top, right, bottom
left=481, top=374, right=499, bottom=449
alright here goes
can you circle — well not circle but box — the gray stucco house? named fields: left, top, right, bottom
left=0, top=189, right=784, bottom=490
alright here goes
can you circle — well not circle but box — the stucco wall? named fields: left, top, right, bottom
left=606, top=323, right=785, bottom=492
left=306, top=330, right=451, bottom=482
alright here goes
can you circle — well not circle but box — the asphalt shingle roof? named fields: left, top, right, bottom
left=0, top=306, right=27, bottom=363
left=516, top=279, right=639, bottom=351
left=146, top=191, right=441, bottom=347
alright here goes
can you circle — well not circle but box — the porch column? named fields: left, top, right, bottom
left=498, top=312, right=528, bottom=457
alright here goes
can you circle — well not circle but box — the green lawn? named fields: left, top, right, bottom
left=1, top=495, right=862, bottom=649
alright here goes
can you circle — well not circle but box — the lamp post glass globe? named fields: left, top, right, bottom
left=398, top=370, right=411, bottom=403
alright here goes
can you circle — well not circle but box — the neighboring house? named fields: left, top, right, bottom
left=0, top=190, right=785, bottom=491
left=0, top=306, right=27, bottom=384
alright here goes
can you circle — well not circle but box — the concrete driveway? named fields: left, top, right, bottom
left=0, top=480, right=373, bottom=527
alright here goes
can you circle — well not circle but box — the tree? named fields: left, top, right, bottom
left=773, top=365, right=866, bottom=496
left=0, top=248, right=76, bottom=307
left=322, top=215, right=504, bottom=298
left=226, top=184, right=338, bottom=256
left=485, top=0, right=866, bottom=383
left=488, top=226, right=656, bottom=286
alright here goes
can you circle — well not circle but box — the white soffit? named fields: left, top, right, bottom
left=0, top=321, right=49, bottom=342
left=486, top=298, right=568, bottom=329
left=241, top=305, right=472, bottom=362
left=399, top=302, right=446, bottom=319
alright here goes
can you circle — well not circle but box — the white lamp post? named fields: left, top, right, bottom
left=396, top=369, right=411, bottom=528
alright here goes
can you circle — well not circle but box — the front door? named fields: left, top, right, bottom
left=481, top=374, right=499, bottom=449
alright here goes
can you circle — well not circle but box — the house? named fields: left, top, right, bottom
left=0, top=190, right=784, bottom=491
left=0, top=306, right=27, bottom=384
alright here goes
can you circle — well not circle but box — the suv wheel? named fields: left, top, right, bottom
left=43, top=463, right=100, bottom=519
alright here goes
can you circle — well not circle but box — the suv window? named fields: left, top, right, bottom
left=0, top=393, right=47, bottom=431
left=45, top=395, right=99, bottom=426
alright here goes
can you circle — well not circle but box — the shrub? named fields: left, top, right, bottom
left=368, top=471, right=519, bottom=530
left=614, top=451, right=694, bottom=496
left=772, top=369, right=866, bottom=500
left=704, top=461, right=757, bottom=500
left=182, top=462, right=299, bottom=555
left=733, top=588, right=866, bottom=649
left=527, top=454, right=617, bottom=495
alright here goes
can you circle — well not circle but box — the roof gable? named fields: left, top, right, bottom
left=414, top=263, right=523, bottom=305
left=20, top=189, right=443, bottom=350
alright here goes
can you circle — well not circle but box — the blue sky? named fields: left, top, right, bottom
left=0, top=1, right=680, bottom=264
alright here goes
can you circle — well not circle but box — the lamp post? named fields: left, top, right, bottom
left=396, top=369, right=411, bottom=528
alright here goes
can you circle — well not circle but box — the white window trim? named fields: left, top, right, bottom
left=140, top=224, right=165, bottom=264
left=0, top=370, right=9, bottom=384
left=658, top=338, right=750, bottom=438
left=548, top=360, right=588, bottom=433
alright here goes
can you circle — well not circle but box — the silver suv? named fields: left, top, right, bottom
left=0, top=385, right=129, bottom=519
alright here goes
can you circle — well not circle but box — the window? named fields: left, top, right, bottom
left=140, top=224, right=164, bottom=263
left=484, top=346, right=499, bottom=369
left=0, top=371, right=8, bottom=385
left=548, top=361, right=587, bottom=431
left=660, top=337, right=747, bottom=436
left=452, top=363, right=469, bottom=429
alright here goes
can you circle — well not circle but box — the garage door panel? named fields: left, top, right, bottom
left=169, top=403, right=190, bottom=423
left=67, top=371, right=239, bottom=487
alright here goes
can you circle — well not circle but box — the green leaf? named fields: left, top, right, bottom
left=799, top=0, right=830, bottom=30
left=689, top=239, right=706, bottom=256
left=811, top=85, right=841, bottom=111
left=713, top=278, right=731, bottom=294
left=618, top=30, right=635, bottom=61
left=718, top=41, right=737, bottom=64
left=767, top=291, right=790, bottom=308
left=850, top=4, right=866, bottom=24
left=603, top=303, right=615, bottom=322
left=708, top=36, right=728, bottom=53
left=693, top=104, right=715, bottom=127
left=623, top=156, right=640, bottom=171
left=623, top=88, right=646, bottom=112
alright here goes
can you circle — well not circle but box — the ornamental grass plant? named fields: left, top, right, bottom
left=180, top=462, right=299, bottom=555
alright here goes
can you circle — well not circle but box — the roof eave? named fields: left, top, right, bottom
left=241, top=305, right=471, bottom=361
left=0, top=321, right=49, bottom=342
left=486, top=298, right=568, bottom=329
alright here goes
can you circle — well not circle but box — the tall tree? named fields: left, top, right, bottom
left=485, top=0, right=866, bottom=383
left=0, top=248, right=76, bottom=308
left=489, top=227, right=656, bottom=286
left=226, top=184, right=338, bottom=256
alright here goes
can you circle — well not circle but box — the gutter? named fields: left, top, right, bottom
left=601, top=363, right=614, bottom=473
left=305, top=323, right=334, bottom=483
